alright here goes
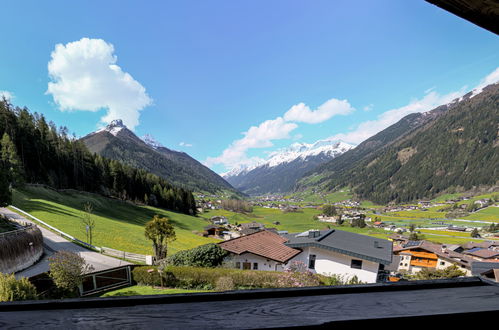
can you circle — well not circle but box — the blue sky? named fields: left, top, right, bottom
left=0, top=0, right=497, bottom=174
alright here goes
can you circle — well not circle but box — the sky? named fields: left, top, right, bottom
left=0, top=0, right=497, bottom=174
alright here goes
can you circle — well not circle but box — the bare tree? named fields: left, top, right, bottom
left=81, top=202, right=95, bottom=245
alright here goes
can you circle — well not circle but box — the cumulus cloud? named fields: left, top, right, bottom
left=205, top=117, right=297, bottom=169
left=283, top=98, right=354, bottom=124
left=0, top=90, right=13, bottom=101
left=47, top=37, right=152, bottom=130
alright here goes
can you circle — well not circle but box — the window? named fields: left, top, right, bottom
left=253, top=262, right=258, bottom=270
left=236, top=262, right=241, bottom=269
left=309, top=254, right=316, bottom=269
left=351, top=259, right=362, bottom=269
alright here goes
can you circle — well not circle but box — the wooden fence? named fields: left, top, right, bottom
left=101, top=246, right=153, bottom=265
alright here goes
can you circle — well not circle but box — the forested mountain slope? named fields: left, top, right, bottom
left=81, top=120, right=237, bottom=195
left=297, top=84, right=499, bottom=204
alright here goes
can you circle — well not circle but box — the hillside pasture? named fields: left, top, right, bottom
left=12, top=186, right=218, bottom=255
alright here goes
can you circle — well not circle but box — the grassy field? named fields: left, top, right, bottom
left=286, top=189, right=353, bottom=204
left=10, top=186, right=497, bottom=255
left=12, top=186, right=219, bottom=255
left=100, top=285, right=211, bottom=297
left=463, top=207, right=499, bottom=222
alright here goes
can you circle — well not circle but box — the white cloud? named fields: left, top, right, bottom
left=283, top=98, right=354, bottom=124
left=179, top=142, right=193, bottom=147
left=47, top=37, right=152, bottom=130
left=205, top=117, right=297, bottom=169
left=362, top=104, right=373, bottom=112
left=330, top=89, right=465, bottom=144
left=329, top=67, right=499, bottom=145
left=0, top=90, right=13, bottom=101
left=471, top=66, right=499, bottom=97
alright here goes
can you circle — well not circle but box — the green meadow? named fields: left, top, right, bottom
left=11, top=186, right=218, bottom=255
left=9, top=186, right=498, bottom=256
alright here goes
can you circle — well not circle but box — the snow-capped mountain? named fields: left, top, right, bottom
left=81, top=120, right=237, bottom=194
left=222, top=139, right=355, bottom=195
left=141, top=134, right=165, bottom=149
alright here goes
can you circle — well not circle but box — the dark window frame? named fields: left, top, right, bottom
left=351, top=259, right=362, bottom=269
left=309, top=254, right=316, bottom=269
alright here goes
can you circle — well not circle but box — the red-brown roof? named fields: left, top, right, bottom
left=218, top=230, right=301, bottom=263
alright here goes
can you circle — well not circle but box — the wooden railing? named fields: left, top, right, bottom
left=101, top=246, right=153, bottom=264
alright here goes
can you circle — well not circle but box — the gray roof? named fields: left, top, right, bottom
left=283, top=229, right=393, bottom=265
left=471, top=262, right=499, bottom=276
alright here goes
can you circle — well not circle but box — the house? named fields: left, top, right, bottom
left=219, top=228, right=393, bottom=283
left=317, top=215, right=338, bottom=223
left=393, top=240, right=474, bottom=276
left=237, top=222, right=265, bottom=236
left=283, top=229, right=393, bottom=283
left=463, top=248, right=499, bottom=261
left=218, top=230, right=301, bottom=271
left=211, top=216, right=228, bottom=225
left=472, top=261, right=499, bottom=282
left=203, top=225, right=225, bottom=237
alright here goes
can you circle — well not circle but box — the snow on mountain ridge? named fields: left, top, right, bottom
left=141, top=134, right=165, bottom=149
left=222, top=139, right=355, bottom=178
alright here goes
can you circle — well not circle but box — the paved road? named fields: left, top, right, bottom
left=0, top=207, right=130, bottom=278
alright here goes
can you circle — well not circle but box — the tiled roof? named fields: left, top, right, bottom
left=463, top=241, right=495, bottom=250
left=218, top=230, right=301, bottom=263
left=464, top=249, right=499, bottom=259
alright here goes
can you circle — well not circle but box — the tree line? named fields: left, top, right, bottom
left=0, top=99, right=196, bottom=215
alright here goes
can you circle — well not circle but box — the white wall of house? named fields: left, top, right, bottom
left=228, top=252, right=285, bottom=271
left=290, top=247, right=381, bottom=283
left=436, top=257, right=472, bottom=276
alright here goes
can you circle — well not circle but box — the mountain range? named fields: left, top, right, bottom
left=223, top=140, right=354, bottom=195
left=296, top=83, right=499, bottom=204
left=81, top=120, right=238, bottom=194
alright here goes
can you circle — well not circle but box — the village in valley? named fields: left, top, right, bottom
left=191, top=190, right=499, bottom=283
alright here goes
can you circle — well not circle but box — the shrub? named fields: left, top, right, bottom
left=132, top=266, right=284, bottom=290
left=319, top=274, right=365, bottom=286
left=48, top=251, right=94, bottom=295
left=412, top=265, right=465, bottom=280
left=276, top=261, right=321, bottom=288
left=132, top=266, right=162, bottom=286
left=215, top=276, right=235, bottom=291
left=166, top=243, right=229, bottom=268
left=0, top=273, right=37, bottom=302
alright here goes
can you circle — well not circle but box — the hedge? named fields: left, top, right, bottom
left=132, top=266, right=298, bottom=290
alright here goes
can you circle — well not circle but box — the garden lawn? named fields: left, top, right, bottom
left=11, top=186, right=219, bottom=255
left=100, top=285, right=211, bottom=297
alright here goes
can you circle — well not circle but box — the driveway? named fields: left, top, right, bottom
left=0, top=207, right=130, bottom=278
